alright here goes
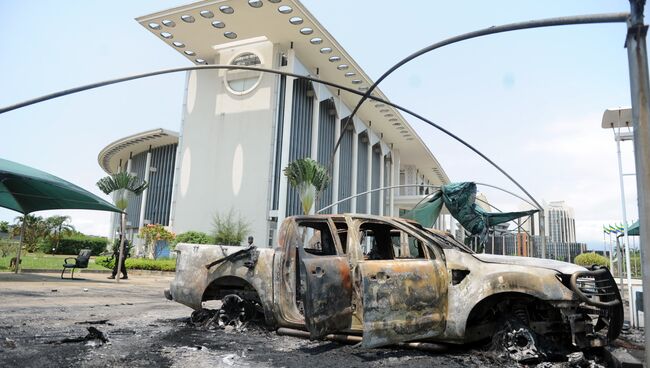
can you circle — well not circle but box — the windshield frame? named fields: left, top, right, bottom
left=400, top=220, right=475, bottom=254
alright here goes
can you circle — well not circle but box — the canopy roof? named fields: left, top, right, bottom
left=403, top=182, right=538, bottom=240
left=98, top=128, right=179, bottom=174
left=0, top=158, right=121, bottom=214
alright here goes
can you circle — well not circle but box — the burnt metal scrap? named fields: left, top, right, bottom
left=205, top=246, right=258, bottom=270
left=46, top=327, right=109, bottom=347
left=167, top=214, right=624, bottom=364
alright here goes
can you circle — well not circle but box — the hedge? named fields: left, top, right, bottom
left=96, top=256, right=176, bottom=272
left=172, top=231, right=213, bottom=246
left=39, top=235, right=108, bottom=256
left=574, top=252, right=610, bottom=268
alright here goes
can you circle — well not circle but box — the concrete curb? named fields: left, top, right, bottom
left=11, top=269, right=175, bottom=276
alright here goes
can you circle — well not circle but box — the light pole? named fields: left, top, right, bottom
left=601, top=107, right=635, bottom=327
left=625, top=0, right=650, bottom=354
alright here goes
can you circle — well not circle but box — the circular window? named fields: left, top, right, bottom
left=225, top=52, right=263, bottom=95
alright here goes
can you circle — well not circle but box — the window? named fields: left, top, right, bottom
left=225, top=52, right=263, bottom=94
left=358, top=221, right=427, bottom=260
left=296, top=221, right=338, bottom=256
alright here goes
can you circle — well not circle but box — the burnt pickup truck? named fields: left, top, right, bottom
left=165, top=214, right=622, bottom=358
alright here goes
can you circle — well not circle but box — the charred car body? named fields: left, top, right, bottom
left=166, top=214, right=622, bottom=356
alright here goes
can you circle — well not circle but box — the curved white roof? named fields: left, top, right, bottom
left=136, top=0, right=449, bottom=185
left=98, top=128, right=179, bottom=174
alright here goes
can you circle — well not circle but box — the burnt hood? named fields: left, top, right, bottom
left=473, top=254, right=586, bottom=274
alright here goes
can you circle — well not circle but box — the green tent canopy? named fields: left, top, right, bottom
left=624, top=220, right=639, bottom=236
left=0, top=158, right=121, bottom=274
left=402, top=182, right=538, bottom=240
left=0, top=158, right=120, bottom=214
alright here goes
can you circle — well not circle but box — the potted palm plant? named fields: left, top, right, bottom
left=97, top=172, right=148, bottom=282
left=283, top=158, right=330, bottom=215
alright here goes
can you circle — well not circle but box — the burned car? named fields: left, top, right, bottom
left=166, top=214, right=622, bottom=359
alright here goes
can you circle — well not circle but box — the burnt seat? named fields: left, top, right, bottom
left=61, top=249, right=92, bottom=279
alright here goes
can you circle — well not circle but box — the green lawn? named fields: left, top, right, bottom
left=0, top=253, right=110, bottom=271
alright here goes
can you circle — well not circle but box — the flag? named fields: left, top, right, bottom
left=609, top=225, right=618, bottom=234
left=616, top=223, right=625, bottom=232
left=603, top=225, right=611, bottom=234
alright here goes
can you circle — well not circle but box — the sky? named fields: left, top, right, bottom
left=0, top=1, right=645, bottom=250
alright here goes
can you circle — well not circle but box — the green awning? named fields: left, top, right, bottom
left=403, top=182, right=538, bottom=238
left=625, top=220, right=639, bottom=236
left=0, top=158, right=121, bottom=214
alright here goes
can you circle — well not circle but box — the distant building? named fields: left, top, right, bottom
left=545, top=201, right=577, bottom=243
left=509, top=200, right=585, bottom=261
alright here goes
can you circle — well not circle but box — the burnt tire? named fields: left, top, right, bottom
left=492, top=319, right=543, bottom=364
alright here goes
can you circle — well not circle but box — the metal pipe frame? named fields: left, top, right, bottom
left=338, top=12, right=629, bottom=258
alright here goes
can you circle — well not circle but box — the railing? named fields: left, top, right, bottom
left=466, top=234, right=586, bottom=262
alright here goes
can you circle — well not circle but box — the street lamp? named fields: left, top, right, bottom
left=601, top=107, right=635, bottom=327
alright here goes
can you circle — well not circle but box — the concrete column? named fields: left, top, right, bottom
left=310, top=91, right=319, bottom=160
left=169, top=71, right=190, bottom=230
left=276, top=68, right=295, bottom=227
left=350, top=128, right=358, bottom=213
left=331, top=105, right=341, bottom=214
left=388, top=151, right=392, bottom=216
left=137, top=150, right=153, bottom=255
left=379, top=154, right=385, bottom=216
left=366, top=140, right=372, bottom=214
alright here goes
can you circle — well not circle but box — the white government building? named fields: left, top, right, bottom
left=99, top=0, right=454, bottom=249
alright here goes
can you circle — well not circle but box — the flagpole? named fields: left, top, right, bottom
left=605, top=226, right=613, bottom=270
left=608, top=230, right=616, bottom=275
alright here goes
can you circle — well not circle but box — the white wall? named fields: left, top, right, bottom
left=172, top=40, right=278, bottom=246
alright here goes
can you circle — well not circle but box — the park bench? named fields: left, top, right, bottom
left=61, top=249, right=92, bottom=279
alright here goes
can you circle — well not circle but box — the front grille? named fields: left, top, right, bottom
left=568, top=266, right=624, bottom=343
left=570, top=267, right=621, bottom=308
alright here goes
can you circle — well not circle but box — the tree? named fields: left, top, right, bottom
left=96, top=172, right=148, bottom=282
left=0, top=221, right=9, bottom=233
left=45, top=215, right=75, bottom=254
left=283, top=158, right=330, bottom=215
left=13, top=215, right=49, bottom=252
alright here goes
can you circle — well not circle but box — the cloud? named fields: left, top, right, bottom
left=523, top=115, right=639, bottom=249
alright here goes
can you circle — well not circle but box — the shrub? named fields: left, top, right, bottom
left=39, top=235, right=108, bottom=256
left=574, top=252, right=610, bottom=268
left=172, top=231, right=214, bottom=246
left=95, top=256, right=175, bottom=272
left=213, top=209, right=250, bottom=245
left=0, top=239, right=19, bottom=258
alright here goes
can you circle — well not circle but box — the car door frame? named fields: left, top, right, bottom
left=350, top=217, right=449, bottom=348
left=297, top=217, right=354, bottom=339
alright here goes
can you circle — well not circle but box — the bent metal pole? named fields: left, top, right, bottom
left=626, top=0, right=650, bottom=358
left=336, top=12, right=629, bottom=258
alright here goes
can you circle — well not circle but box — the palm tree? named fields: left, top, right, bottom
left=97, top=172, right=148, bottom=282
left=46, top=215, right=75, bottom=254
left=284, top=158, right=330, bottom=215
left=13, top=214, right=48, bottom=252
